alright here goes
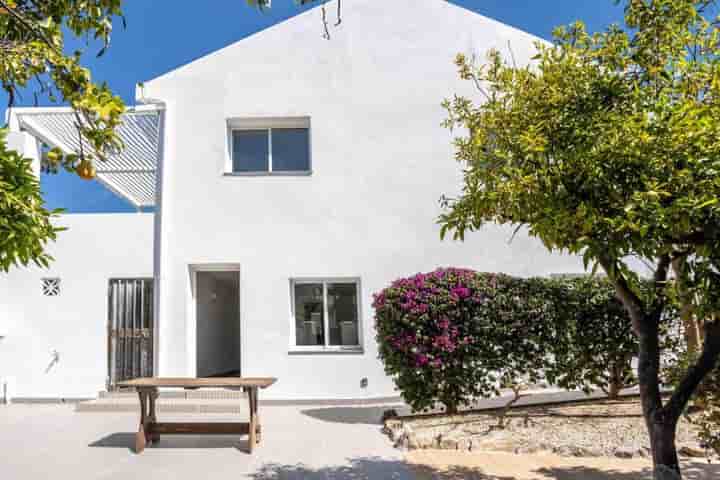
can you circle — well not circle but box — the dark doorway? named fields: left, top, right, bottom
left=195, top=271, right=241, bottom=377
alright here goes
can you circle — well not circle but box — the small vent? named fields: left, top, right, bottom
left=42, top=278, right=61, bottom=296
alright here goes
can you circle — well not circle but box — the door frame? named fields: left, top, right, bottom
left=187, top=263, right=242, bottom=378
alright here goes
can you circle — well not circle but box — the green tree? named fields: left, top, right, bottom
left=0, top=129, right=60, bottom=271
left=0, top=0, right=126, bottom=271
left=440, top=1, right=720, bottom=478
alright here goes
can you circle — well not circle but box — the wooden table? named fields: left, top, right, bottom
left=117, top=377, right=277, bottom=454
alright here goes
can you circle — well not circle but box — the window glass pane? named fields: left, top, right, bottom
left=327, top=283, right=359, bottom=346
left=272, top=128, right=310, bottom=171
left=232, top=130, right=269, bottom=172
left=294, top=283, right=324, bottom=346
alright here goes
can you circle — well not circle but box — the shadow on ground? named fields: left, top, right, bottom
left=535, top=463, right=720, bottom=480
left=301, top=405, right=406, bottom=425
left=249, top=459, right=720, bottom=480
left=247, top=457, right=500, bottom=480
left=89, top=433, right=248, bottom=451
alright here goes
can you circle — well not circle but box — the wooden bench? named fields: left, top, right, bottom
left=117, top=377, right=277, bottom=454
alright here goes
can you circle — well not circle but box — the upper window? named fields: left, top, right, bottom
left=291, top=279, right=362, bottom=351
left=228, top=118, right=311, bottom=175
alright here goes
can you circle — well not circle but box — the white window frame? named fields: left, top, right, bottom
left=225, top=116, right=312, bottom=176
left=289, top=277, right=363, bottom=354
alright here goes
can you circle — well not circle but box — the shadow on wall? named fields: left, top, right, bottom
left=300, top=405, right=408, bottom=425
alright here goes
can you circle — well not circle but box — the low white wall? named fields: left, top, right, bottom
left=0, top=214, right=153, bottom=400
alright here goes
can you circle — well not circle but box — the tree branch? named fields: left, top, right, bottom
left=0, top=0, right=60, bottom=54
left=598, top=255, right=645, bottom=333
left=664, top=320, right=720, bottom=421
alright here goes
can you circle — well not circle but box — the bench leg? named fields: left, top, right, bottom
left=135, top=390, right=148, bottom=454
left=148, top=388, right=160, bottom=443
left=247, top=387, right=259, bottom=453
left=255, top=389, right=262, bottom=443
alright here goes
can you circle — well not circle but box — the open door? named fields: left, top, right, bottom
left=195, top=271, right=241, bottom=377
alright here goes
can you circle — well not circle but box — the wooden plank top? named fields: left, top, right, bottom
left=117, top=377, right=277, bottom=389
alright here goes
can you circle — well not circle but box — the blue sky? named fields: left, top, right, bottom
left=0, top=0, right=625, bottom=213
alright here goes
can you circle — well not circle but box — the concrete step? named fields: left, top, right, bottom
left=76, top=397, right=249, bottom=413
left=98, top=389, right=248, bottom=400
left=78, top=389, right=249, bottom=412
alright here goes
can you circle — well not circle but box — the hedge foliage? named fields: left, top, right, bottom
left=373, top=268, right=644, bottom=413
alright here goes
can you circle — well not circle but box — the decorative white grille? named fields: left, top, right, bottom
left=41, top=278, right=61, bottom=296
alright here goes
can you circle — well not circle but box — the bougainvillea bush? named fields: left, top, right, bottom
left=373, top=268, right=553, bottom=414
left=373, top=268, right=662, bottom=414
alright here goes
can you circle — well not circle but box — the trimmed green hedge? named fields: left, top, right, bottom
left=373, top=268, right=644, bottom=413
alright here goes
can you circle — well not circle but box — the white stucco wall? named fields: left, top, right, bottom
left=0, top=214, right=153, bottom=399
left=143, top=0, right=586, bottom=400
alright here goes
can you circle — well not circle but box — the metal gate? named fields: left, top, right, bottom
left=107, top=278, right=154, bottom=390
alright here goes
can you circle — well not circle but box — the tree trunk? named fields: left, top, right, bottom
left=603, top=256, right=720, bottom=480
left=634, top=314, right=681, bottom=479
left=607, top=380, right=622, bottom=400
left=648, top=416, right=682, bottom=480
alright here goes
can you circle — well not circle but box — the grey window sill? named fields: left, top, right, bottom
left=223, top=171, right=313, bottom=177
left=288, top=346, right=364, bottom=355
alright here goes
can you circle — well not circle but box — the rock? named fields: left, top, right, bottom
left=439, top=437, right=459, bottom=450
left=679, top=445, right=706, bottom=458
left=614, top=447, right=636, bottom=459
left=581, top=447, right=606, bottom=458
left=456, top=438, right=471, bottom=451
left=554, top=445, right=588, bottom=457
left=381, top=409, right=399, bottom=422
left=416, top=436, right=435, bottom=449
left=383, top=419, right=404, bottom=440
left=637, top=447, right=651, bottom=458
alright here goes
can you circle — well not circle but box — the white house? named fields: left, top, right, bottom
left=0, top=0, right=585, bottom=402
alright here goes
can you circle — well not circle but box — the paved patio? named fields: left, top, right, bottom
left=1, top=403, right=718, bottom=479
left=1, top=402, right=413, bottom=480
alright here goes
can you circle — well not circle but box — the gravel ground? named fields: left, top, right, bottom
left=385, top=397, right=712, bottom=459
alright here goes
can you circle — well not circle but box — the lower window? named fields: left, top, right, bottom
left=292, top=279, right=361, bottom=349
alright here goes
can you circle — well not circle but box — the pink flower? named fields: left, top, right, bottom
left=451, top=286, right=471, bottom=299
left=433, top=334, right=457, bottom=352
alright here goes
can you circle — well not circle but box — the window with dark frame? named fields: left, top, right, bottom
left=231, top=127, right=310, bottom=174
left=292, top=280, right=360, bottom=349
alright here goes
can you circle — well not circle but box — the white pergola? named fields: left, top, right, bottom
left=7, top=104, right=162, bottom=209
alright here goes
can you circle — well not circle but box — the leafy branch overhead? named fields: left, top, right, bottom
left=0, top=0, right=126, bottom=177
left=247, top=0, right=342, bottom=39
left=0, top=129, right=62, bottom=272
